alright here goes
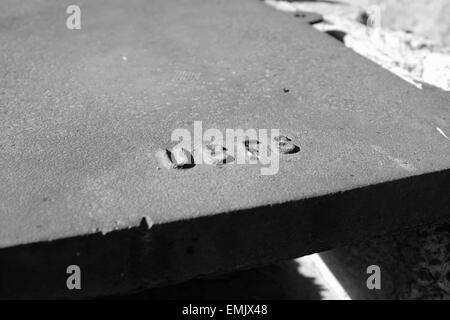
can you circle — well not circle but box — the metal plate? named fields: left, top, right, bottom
left=1, top=0, right=450, bottom=298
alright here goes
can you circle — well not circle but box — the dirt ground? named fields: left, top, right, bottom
left=348, top=0, right=450, bottom=45
left=273, top=0, right=450, bottom=46
left=267, top=0, right=450, bottom=90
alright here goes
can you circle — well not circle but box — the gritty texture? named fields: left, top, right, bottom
left=321, top=219, right=450, bottom=299
left=265, top=0, right=450, bottom=300
left=1, top=0, right=450, bottom=246
left=266, top=0, right=450, bottom=90
left=1, top=0, right=450, bottom=298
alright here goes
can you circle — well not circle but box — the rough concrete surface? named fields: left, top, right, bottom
left=1, top=0, right=450, bottom=298
left=269, top=0, right=450, bottom=300
left=136, top=0, right=450, bottom=300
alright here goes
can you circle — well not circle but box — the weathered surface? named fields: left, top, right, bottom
left=320, top=219, right=450, bottom=299
left=1, top=0, right=450, bottom=298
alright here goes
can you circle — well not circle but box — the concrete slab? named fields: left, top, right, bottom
left=1, top=0, right=450, bottom=298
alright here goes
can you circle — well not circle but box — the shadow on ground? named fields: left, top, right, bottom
left=107, top=260, right=323, bottom=300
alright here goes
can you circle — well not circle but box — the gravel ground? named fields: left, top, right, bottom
left=321, top=220, right=450, bottom=299
left=266, top=0, right=450, bottom=90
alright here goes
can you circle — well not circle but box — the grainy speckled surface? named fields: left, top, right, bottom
left=321, top=219, right=450, bottom=299
left=1, top=0, right=450, bottom=246
left=1, top=0, right=450, bottom=298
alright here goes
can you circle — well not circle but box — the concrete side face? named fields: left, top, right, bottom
left=1, top=0, right=450, bottom=298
